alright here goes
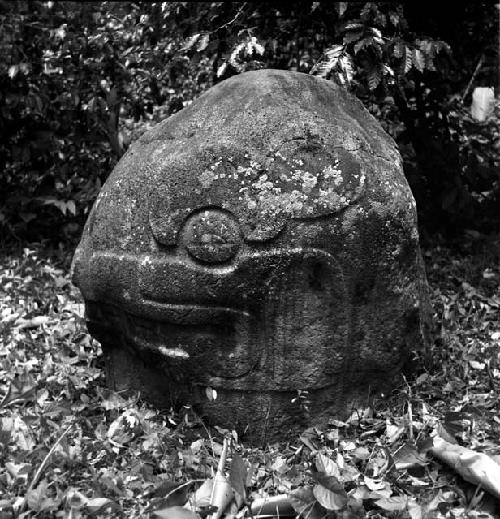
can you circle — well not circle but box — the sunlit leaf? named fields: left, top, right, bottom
left=313, top=474, right=347, bottom=508
left=313, top=481, right=347, bottom=511
left=153, top=506, right=200, bottom=519
left=403, top=45, right=413, bottom=73
left=316, top=453, right=340, bottom=478
left=182, top=33, right=200, bottom=51
left=375, top=495, right=408, bottom=511
left=190, top=479, right=213, bottom=508
left=86, top=497, right=116, bottom=513
left=216, top=63, right=227, bottom=77
left=197, top=33, right=209, bottom=52
left=412, top=49, right=425, bottom=72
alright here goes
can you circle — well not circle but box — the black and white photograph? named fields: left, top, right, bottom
left=0, top=2, right=499, bottom=517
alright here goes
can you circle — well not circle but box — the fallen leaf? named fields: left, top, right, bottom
left=352, top=446, right=370, bottom=461
left=153, top=506, right=200, bottom=519
left=270, top=455, right=289, bottom=475
left=289, top=487, right=323, bottom=519
left=408, top=498, right=423, bottom=519
left=26, top=479, right=56, bottom=513
left=229, top=453, right=247, bottom=498
left=385, top=422, right=405, bottom=444
left=375, top=495, right=408, bottom=511
left=430, top=436, right=500, bottom=500
left=250, top=495, right=295, bottom=517
left=189, top=479, right=213, bottom=509
left=86, top=497, right=116, bottom=513
left=315, top=453, right=340, bottom=478
left=0, top=371, right=38, bottom=408
left=148, top=480, right=189, bottom=505
left=363, top=477, right=387, bottom=491
left=312, top=475, right=347, bottom=511
left=393, top=443, right=427, bottom=470
left=15, top=315, right=50, bottom=329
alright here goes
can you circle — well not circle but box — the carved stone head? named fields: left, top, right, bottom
left=72, top=69, right=431, bottom=441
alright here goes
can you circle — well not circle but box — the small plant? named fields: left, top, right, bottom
left=291, top=389, right=312, bottom=416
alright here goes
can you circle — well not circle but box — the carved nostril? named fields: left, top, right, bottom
left=181, top=208, right=241, bottom=264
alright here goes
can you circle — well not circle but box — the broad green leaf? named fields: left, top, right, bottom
left=313, top=482, right=348, bottom=511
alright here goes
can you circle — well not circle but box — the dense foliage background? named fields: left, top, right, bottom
left=0, top=1, right=498, bottom=245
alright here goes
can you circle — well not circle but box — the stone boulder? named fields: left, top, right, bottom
left=72, top=69, right=431, bottom=441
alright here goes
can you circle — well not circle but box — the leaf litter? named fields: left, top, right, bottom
left=0, top=236, right=499, bottom=518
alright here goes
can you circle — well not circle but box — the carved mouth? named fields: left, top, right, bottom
left=140, top=301, right=250, bottom=326
left=86, top=301, right=259, bottom=380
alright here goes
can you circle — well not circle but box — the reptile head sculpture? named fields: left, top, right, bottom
left=72, top=69, right=431, bottom=441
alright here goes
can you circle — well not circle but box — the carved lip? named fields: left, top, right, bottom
left=141, top=301, right=250, bottom=325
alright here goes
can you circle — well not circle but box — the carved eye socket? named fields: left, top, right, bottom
left=182, top=209, right=242, bottom=264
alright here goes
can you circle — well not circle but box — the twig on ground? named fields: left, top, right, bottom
left=403, top=375, right=414, bottom=442
left=17, top=423, right=73, bottom=513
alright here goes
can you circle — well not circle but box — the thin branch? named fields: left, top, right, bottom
left=163, top=479, right=205, bottom=502
left=18, top=423, right=73, bottom=514
left=402, top=375, right=414, bottom=442
left=214, top=3, right=248, bottom=33
left=461, top=54, right=485, bottom=102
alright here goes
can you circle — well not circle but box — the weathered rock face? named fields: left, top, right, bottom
left=72, top=69, right=431, bottom=441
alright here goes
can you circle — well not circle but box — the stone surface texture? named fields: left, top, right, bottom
left=72, top=69, right=431, bottom=441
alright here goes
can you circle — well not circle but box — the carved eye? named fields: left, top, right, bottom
left=182, top=209, right=242, bottom=264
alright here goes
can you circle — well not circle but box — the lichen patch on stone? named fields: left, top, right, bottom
left=194, top=149, right=365, bottom=233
